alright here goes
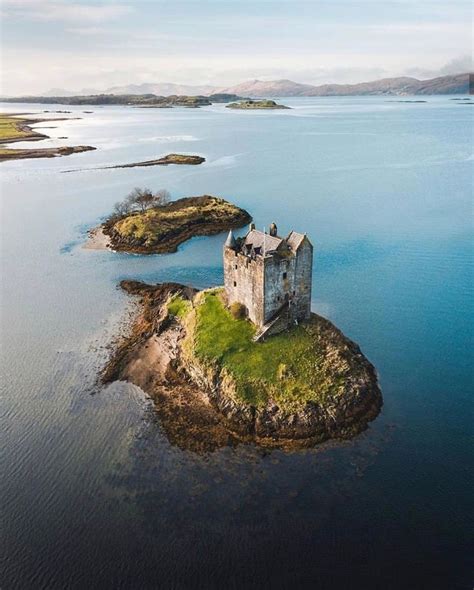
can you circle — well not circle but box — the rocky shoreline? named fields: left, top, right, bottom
left=103, top=282, right=382, bottom=452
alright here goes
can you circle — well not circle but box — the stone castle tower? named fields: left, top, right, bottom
left=223, top=222, right=313, bottom=335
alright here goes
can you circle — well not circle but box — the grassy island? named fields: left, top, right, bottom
left=226, top=99, right=290, bottom=110
left=103, top=282, right=382, bottom=452
left=101, top=194, right=252, bottom=254
left=0, top=113, right=95, bottom=162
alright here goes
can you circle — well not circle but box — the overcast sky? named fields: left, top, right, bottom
left=0, top=0, right=472, bottom=94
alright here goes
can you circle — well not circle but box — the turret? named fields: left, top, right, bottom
left=224, top=229, right=237, bottom=249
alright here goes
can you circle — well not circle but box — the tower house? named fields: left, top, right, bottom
left=223, top=223, right=313, bottom=332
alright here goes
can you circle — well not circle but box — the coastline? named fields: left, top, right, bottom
left=0, top=113, right=96, bottom=162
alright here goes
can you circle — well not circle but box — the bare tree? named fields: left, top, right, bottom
left=126, top=187, right=154, bottom=213
left=112, top=200, right=131, bottom=218
left=152, top=189, right=170, bottom=207
left=111, top=187, right=171, bottom=220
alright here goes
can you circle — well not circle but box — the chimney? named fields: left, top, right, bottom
left=269, top=222, right=277, bottom=237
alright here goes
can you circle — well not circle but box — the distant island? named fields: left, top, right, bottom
left=0, top=113, right=95, bottom=162
left=226, top=99, right=290, bottom=110
left=0, top=93, right=244, bottom=107
left=87, top=192, right=251, bottom=254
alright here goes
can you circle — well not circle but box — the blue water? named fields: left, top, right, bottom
left=1, top=97, right=473, bottom=589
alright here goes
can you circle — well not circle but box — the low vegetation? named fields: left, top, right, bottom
left=179, top=289, right=352, bottom=411
left=167, top=294, right=192, bottom=318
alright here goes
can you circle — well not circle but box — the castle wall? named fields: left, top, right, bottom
left=224, top=234, right=313, bottom=329
left=263, top=255, right=295, bottom=324
left=292, top=239, right=313, bottom=321
left=223, top=248, right=265, bottom=325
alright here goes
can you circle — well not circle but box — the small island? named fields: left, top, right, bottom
left=226, top=99, right=290, bottom=110
left=0, top=113, right=96, bottom=162
left=102, top=153, right=205, bottom=169
left=103, top=224, right=382, bottom=452
left=88, top=191, right=252, bottom=254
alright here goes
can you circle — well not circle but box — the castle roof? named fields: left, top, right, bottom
left=286, top=231, right=307, bottom=251
left=244, top=229, right=283, bottom=253
left=224, top=229, right=237, bottom=249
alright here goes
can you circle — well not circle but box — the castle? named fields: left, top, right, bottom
left=223, top=222, right=313, bottom=336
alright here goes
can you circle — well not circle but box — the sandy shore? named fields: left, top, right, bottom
left=83, top=227, right=111, bottom=250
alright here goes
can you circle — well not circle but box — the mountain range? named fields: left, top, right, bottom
left=217, top=73, right=470, bottom=96
left=33, top=72, right=472, bottom=99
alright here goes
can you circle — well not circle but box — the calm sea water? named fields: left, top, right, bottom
left=1, top=97, right=472, bottom=589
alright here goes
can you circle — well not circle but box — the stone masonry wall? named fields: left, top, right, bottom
left=263, top=254, right=295, bottom=324
left=292, top=239, right=313, bottom=321
left=224, top=248, right=265, bottom=325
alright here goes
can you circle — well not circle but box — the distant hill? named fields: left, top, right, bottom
left=219, top=73, right=471, bottom=97
left=216, top=79, right=317, bottom=97
left=6, top=73, right=470, bottom=102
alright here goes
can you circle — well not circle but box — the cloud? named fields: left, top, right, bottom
left=65, top=26, right=110, bottom=36
left=2, top=0, right=133, bottom=23
left=438, top=55, right=473, bottom=75
left=406, top=55, right=472, bottom=79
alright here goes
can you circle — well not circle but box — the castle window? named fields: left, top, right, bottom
left=233, top=281, right=237, bottom=287
left=235, top=264, right=238, bottom=269
left=282, top=272, right=287, bottom=280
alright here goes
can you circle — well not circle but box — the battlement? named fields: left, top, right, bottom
left=223, top=222, right=313, bottom=331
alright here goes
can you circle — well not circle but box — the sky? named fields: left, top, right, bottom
left=0, top=0, right=472, bottom=95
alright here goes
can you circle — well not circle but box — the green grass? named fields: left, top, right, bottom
left=189, top=290, right=346, bottom=411
left=167, top=295, right=192, bottom=318
left=0, top=116, right=32, bottom=140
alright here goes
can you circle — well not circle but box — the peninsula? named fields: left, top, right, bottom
left=103, top=224, right=382, bottom=451
left=102, top=154, right=205, bottom=169
left=0, top=113, right=95, bottom=161
left=226, top=99, right=290, bottom=110
left=89, top=193, right=252, bottom=254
